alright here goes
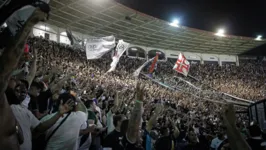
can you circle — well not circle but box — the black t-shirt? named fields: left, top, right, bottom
left=5, top=87, right=18, bottom=105
left=122, top=136, right=144, bottom=150
left=103, top=130, right=124, bottom=150
left=155, top=136, right=173, bottom=150
left=28, top=94, right=38, bottom=111
left=184, top=143, right=202, bottom=150
left=246, top=138, right=264, bottom=150
left=37, top=89, right=52, bottom=113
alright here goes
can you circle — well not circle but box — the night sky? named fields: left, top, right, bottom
left=116, top=0, right=266, bottom=38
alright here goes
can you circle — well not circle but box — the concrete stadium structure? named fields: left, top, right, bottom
left=30, top=0, right=266, bottom=65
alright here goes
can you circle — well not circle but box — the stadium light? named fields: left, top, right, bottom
left=215, top=28, right=225, bottom=37
left=169, top=19, right=179, bottom=27
left=255, top=35, right=262, bottom=41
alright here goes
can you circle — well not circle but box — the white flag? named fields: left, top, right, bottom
left=133, top=57, right=155, bottom=77
left=86, top=36, right=116, bottom=60
left=6, top=0, right=50, bottom=36
left=107, top=40, right=130, bottom=72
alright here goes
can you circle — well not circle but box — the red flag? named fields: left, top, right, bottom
left=149, top=53, right=159, bottom=73
left=173, top=53, right=190, bottom=76
left=24, top=44, right=29, bottom=53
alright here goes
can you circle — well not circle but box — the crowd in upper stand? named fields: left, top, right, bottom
left=29, top=37, right=266, bottom=101
left=1, top=4, right=266, bottom=150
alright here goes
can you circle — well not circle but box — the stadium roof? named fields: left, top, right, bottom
left=47, top=0, right=266, bottom=55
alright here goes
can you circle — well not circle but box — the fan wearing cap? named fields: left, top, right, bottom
left=8, top=80, right=74, bottom=150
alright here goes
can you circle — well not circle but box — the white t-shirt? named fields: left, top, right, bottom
left=95, top=106, right=102, bottom=122
left=41, top=111, right=87, bottom=150
left=210, top=137, right=224, bottom=150
left=106, top=110, right=115, bottom=134
left=11, top=105, right=40, bottom=150
left=21, top=94, right=31, bottom=108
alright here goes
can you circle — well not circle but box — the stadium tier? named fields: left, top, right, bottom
left=45, top=0, right=266, bottom=55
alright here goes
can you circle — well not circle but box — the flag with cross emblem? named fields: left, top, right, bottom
left=173, top=53, right=190, bottom=76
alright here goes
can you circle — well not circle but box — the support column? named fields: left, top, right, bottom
left=198, top=54, right=204, bottom=64
left=236, top=56, right=239, bottom=66
left=218, top=56, right=222, bottom=66
left=57, top=27, right=60, bottom=43
left=200, top=58, right=204, bottom=64
left=82, top=34, right=84, bottom=46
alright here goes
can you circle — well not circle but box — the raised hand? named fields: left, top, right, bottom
left=222, top=103, right=236, bottom=126
left=136, top=82, right=145, bottom=101
left=59, top=99, right=75, bottom=115
left=154, top=104, right=163, bottom=115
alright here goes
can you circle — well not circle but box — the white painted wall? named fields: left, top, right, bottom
left=32, top=28, right=57, bottom=42
left=202, top=54, right=219, bottom=62
left=219, top=55, right=236, bottom=62
left=183, top=52, right=202, bottom=61
left=60, top=35, right=71, bottom=45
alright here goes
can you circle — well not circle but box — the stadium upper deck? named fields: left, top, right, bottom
left=3, top=0, right=266, bottom=55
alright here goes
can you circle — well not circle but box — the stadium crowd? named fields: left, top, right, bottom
left=0, top=3, right=266, bottom=150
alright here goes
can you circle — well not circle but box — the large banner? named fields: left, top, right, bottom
left=6, top=0, right=50, bottom=36
left=107, top=40, right=130, bottom=72
left=85, top=36, right=116, bottom=60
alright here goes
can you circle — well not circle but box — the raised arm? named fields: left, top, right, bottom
left=0, top=8, right=47, bottom=95
left=0, top=8, right=48, bottom=149
left=26, top=46, right=38, bottom=86
left=126, top=82, right=144, bottom=144
left=170, top=118, right=180, bottom=138
left=11, top=68, right=24, bottom=76
left=110, top=91, right=121, bottom=112
left=50, top=75, right=71, bottom=94
left=222, top=103, right=251, bottom=150
left=146, top=104, right=163, bottom=132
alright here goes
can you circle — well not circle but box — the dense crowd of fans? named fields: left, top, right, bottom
left=1, top=3, right=266, bottom=150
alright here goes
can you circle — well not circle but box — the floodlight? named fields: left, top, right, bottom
left=255, top=35, right=262, bottom=41
left=215, top=28, right=225, bottom=37
left=218, top=29, right=224, bottom=34
left=170, top=19, right=179, bottom=27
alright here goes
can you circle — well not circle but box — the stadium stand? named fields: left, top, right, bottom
left=1, top=0, right=266, bottom=150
